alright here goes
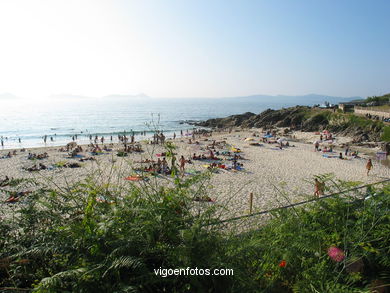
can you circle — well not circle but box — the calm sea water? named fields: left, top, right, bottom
left=0, top=97, right=322, bottom=149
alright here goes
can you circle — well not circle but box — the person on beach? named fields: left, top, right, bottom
left=345, top=145, right=349, bottom=156
left=179, top=155, right=186, bottom=175
left=162, top=157, right=168, bottom=174
left=233, top=154, right=238, bottom=170
left=339, top=152, right=343, bottom=159
left=314, top=141, right=319, bottom=152
left=366, top=159, right=373, bottom=176
left=173, top=132, right=176, bottom=140
left=314, top=178, right=324, bottom=197
left=156, top=158, right=162, bottom=173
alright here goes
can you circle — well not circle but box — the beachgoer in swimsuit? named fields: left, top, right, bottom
left=179, top=155, right=186, bottom=175
left=314, top=141, right=319, bottom=152
left=366, top=159, right=373, bottom=176
left=162, top=158, right=168, bottom=174
left=314, top=179, right=324, bottom=197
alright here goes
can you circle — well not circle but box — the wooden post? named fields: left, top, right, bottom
left=249, top=192, right=253, bottom=214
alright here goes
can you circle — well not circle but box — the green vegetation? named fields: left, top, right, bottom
left=381, top=126, right=390, bottom=142
left=365, top=93, right=390, bottom=104
left=1, top=172, right=390, bottom=292
left=287, top=107, right=387, bottom=141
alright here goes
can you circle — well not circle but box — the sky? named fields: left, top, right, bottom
left=0, top=0, right=389, bottom=99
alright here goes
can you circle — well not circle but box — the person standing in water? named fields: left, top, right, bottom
left=366, top=159, right=373, bottom=176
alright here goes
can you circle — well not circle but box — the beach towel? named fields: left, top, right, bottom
left=5, top=197, right=19, bottom=203
left=66, top=154, right=85, bottom=159
left=125, top=176, right=149, bottom=181
left=90, top=152, right=107, bottom=156
left=322, top=154, right=338, bottom=158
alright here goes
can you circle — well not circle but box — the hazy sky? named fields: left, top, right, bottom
left=0, top=0, right=389, bottom=98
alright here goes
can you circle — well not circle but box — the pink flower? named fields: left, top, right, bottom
left=327, top=246, right=345, bottom=262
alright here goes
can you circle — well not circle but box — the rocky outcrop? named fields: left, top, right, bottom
left=193, top=106, right=386, bottom=142
left=195, top=107, right=311, bottom=129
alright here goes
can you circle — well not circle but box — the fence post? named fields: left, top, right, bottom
left=249, top=192, right=253, bottom=214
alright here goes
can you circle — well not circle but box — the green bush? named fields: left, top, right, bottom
left=381, top=126, right=390, bottom=142
left=1, top=175, right=390, bottom=292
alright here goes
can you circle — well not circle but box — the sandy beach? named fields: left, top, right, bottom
left=1, top=129, right=389, bottom=219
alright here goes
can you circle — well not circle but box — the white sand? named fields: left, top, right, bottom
left=1, top=129, right=389, bottom=219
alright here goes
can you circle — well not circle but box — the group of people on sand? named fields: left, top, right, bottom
left=319, top=133, right=333, bottom=141
left=1, top=150, right=17, bottom=158
left=1, top=176, right=33, bottom=204
left=138, top=155, right=190, bottom=177
left=191, top=149, right=220, bottom=161
left=28, top=152, right=48, bottom=160
left=123, top=144, right=143, bottom=153
left=5, top=191, right=32, bottom=203
left=152, top=132, right=166, bottom=145
left=69, top=145, right=84, bottom=157
left=142, top=157, right=170, bottom=174
left=24, top=163, right=48, bottom=172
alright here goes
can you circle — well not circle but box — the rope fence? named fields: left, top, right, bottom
left=205, top=178, right=390, bottom=228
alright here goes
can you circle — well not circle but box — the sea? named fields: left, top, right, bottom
left=0, top=96, right=347, bottom=149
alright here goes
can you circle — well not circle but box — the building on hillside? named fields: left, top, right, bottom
left=338, top=100, right=365, bottom=112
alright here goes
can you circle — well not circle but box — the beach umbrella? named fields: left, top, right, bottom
left=313, top=140, right=321, bottom=144
left=245, top=137, right=255, bottom=141
left=277, top=137, right=288, bottom=143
